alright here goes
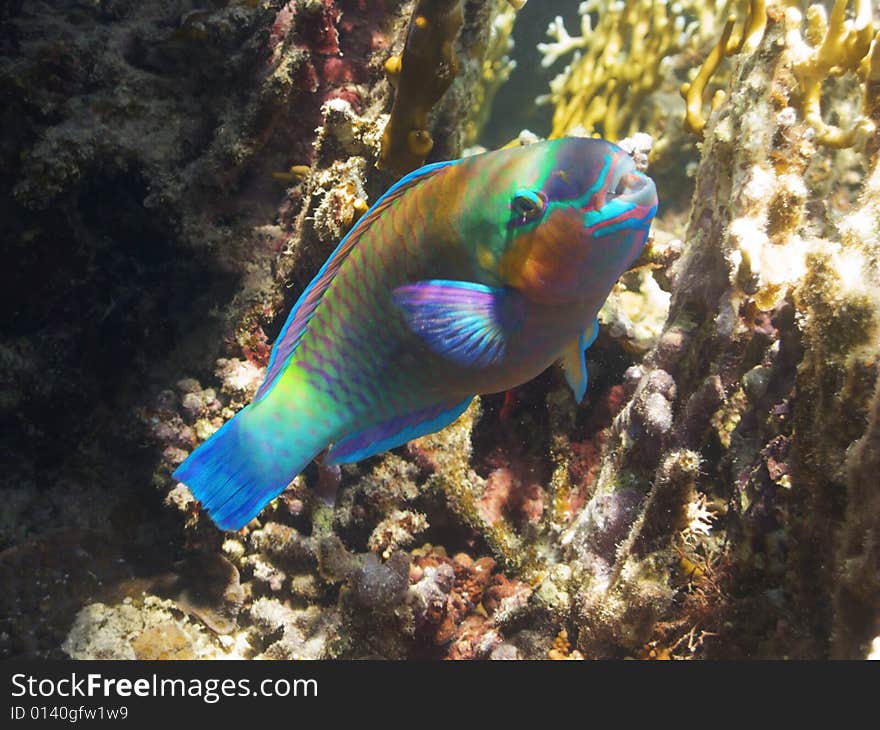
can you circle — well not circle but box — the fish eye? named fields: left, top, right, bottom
left=512, top=189, right=546, bottom=221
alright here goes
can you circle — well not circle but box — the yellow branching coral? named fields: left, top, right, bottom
left=680, top=0, right=768, bottom=136
left=536, top=0, right=698, bottom=141
left=379, top=0, right=464, bottom=174
left=785, top=0, right=879, bottom=148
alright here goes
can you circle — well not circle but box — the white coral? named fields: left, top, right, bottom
left=537, top=13, right=592, bottom=68
left=684, top=493, right=715, bottom=541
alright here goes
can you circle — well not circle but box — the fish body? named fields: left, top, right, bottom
left=174, top=137, right=658, bottom=530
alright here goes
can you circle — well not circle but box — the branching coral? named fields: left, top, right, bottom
left=536, top=0, right=697, bottom=140
left=785, top=0, right=879, bottom=149
left=379, top=0, right=464, bottom=173
left=680, top=0, right=768, bottom=136
left=685, top=0, right=880, bottom=147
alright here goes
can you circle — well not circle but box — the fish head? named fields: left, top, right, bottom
left=493, top=137, right=658, bottom=307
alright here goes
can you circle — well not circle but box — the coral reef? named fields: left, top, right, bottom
left=63, top=597, right=224, bottom=661
left=571, top=2, right=880, bottom=658
left=5, top=1, right=880, bottom=661
left=1, top=0, right=524, bottom=659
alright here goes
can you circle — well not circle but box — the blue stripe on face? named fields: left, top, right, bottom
left=584, top=197, right=630, bottom=227
left=585, top=202, right=657, bottom=237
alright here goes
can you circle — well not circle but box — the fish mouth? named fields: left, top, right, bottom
left=609, top=169, right=658, bottom=210
left=581, top=163, right=658, bottom=240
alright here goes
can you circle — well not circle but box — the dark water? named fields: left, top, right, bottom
left=481, top=0, right=582, bottom=148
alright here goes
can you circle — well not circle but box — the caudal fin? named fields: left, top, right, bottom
left=172, top=394, right=327, bottom=531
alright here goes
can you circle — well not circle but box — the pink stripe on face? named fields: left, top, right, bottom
left=586, top=153, right=624, bottom=211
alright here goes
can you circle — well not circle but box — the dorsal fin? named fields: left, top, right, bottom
left=254, top=158, right=460, bottom=401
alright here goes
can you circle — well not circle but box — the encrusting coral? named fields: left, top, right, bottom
left=379, top=0, right=465, bottom=173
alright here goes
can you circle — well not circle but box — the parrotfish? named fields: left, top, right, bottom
left=174, top=137, right=658, bottom=530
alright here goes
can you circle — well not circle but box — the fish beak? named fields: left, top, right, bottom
left=614, top=170, right=657, bottom=210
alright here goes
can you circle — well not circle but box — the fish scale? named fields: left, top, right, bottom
left=304, top=187, right=453, bottom=409
left=174, top=138, right=658, bottom=530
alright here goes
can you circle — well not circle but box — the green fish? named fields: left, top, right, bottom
left=174, top=137, right=658, bottom=530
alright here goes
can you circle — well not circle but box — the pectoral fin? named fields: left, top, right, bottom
left=561, top=319, right=599, bottom=403
left=392, top=280, right=524, bottom=368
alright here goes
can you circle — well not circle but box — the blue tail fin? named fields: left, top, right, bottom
left=172, top=395, right=327, bottom=531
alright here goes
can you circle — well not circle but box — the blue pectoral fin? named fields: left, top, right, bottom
left=584, top=318, right=599, bottom=350
left=325, top=398, right=472, bottom=465
left=562, top=319, right=599, bottom=404
left=392, top=280, right=524, bottom=368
